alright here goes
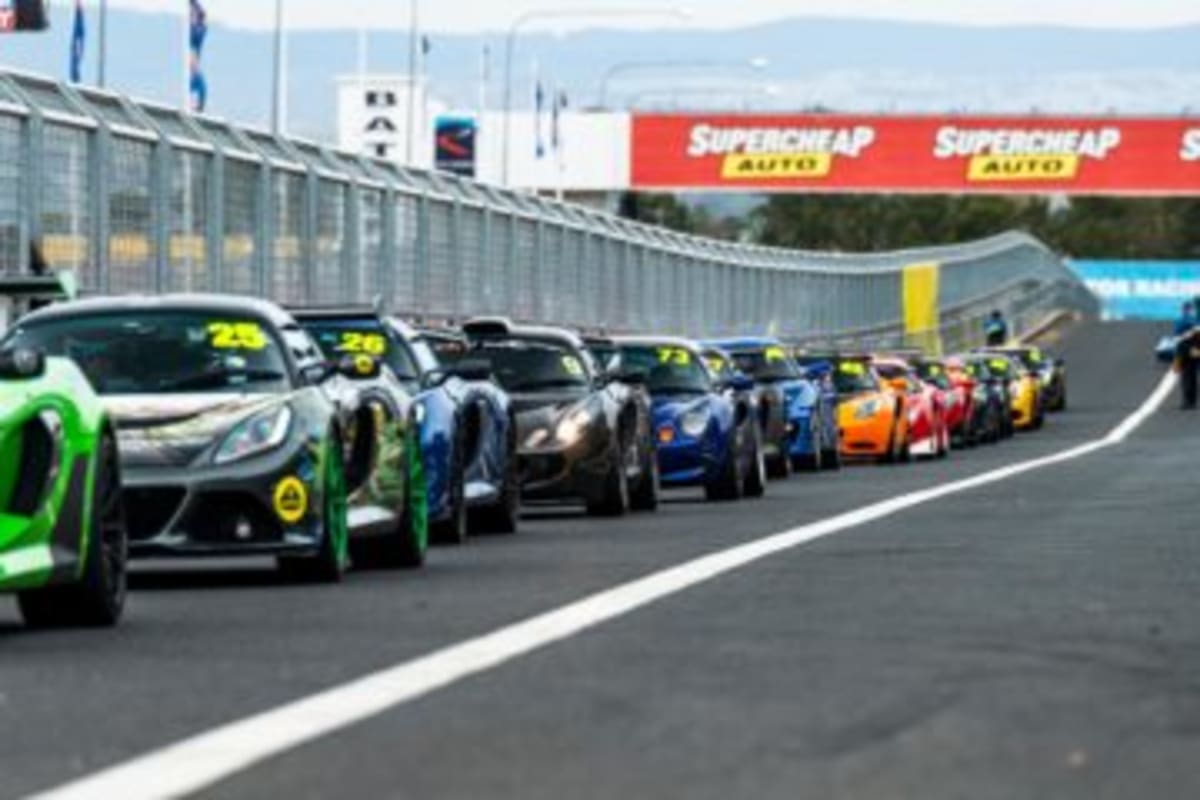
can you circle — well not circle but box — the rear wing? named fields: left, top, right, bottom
left=0, top=272, right=77, bottom=332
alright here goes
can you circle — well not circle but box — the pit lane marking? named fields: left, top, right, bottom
left=32, top=372, right=1177, bottom=800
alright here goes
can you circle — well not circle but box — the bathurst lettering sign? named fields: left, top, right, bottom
left=631, top=114, right=1200, bottom=195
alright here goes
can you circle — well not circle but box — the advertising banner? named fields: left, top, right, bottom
left=434, top=116, right=478, bottom=179
left=1069, top=261, right=1200, bottom=321
left=632, top=114, right=1200, bottom=195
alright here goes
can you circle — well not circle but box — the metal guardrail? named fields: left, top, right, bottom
left=0, top=68, right=1095, bottom=342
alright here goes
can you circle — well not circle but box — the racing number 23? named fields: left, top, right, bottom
left=209, top=322, right=267, bottom=351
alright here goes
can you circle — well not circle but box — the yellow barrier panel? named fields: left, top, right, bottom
left=902, top=261, right=941, bottom=355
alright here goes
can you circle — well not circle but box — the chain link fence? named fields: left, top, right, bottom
left=0, top=70, right=1097, bottom=343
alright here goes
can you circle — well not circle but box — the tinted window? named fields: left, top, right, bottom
left=302, top=319, right=420, bottom=381
left=619, top=345, right=712, bottom=394
left=833, top=360, right=878, bottom=394
left=731, top=346, right=800, bottom=381
left=471, top=338, right=591, bottom=392
left=9, top=312, right=291, bottom=395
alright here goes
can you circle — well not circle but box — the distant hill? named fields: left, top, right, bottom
left=1, top=6, right=1197, bottom=142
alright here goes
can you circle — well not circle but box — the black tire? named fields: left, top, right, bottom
left=629, top=442, right=660, bottom=512
left=19, top=433, right=128, bottom=629
left=587, top=438, right=630, bottom=517
left=791, top=424, right=823, bottom=472
left=705, top=434, right=746, bottom=502
left=431, top=433, right=468, bottom=546
left=742, top=430, right=767, bottom=499
left=820, top=421, right=842, bottom=471
left=766, top=448, right=791, bottom=480
left=278, top=437, right=349, bottom=584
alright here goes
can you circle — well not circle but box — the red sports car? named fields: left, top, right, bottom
left=914, top=358, right=972, bottom=447
left=873, top=357, right=950, bottom=459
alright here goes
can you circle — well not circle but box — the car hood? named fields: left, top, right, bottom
left=104, top=393, right=282, bottom=468
left=510, top=390, right=591, bottom=433
left=651, top=393, right=709, bottom=422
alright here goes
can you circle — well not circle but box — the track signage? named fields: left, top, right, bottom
left=632, top=114, right=1200, bottom=195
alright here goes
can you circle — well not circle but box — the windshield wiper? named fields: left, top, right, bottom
left=158, top=368, right=288, bottom=392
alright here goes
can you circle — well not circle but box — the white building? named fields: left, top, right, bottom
left=336, top=74, right=630, bottom=197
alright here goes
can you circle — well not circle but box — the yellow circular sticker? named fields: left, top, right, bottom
left=354, top=355, right=376, bottom=376
left=273, top=477, right=310, bottom=524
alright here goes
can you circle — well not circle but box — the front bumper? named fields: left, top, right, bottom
left=518, top=430, right=616, bottom=505
left=839, top=416, right=891, bottom=457
left=656, top=432, right=725, bottom=487
left=121, top=439, right=325, bottom=559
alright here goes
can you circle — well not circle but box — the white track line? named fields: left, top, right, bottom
left=32, top=372, right=1178, bottom=800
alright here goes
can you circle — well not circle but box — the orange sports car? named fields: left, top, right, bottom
left=831, top=355, right=912, bottom=464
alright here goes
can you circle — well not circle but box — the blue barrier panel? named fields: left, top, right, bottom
left=1068, top=260, right=1200, bottom=321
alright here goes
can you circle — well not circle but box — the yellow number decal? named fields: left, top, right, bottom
left=989, top=358, right=1009, bottom=371
left=209, top=322, right=267, bottom=351
left=765, top=346, right=787, bottom=363
left=339, top=332, right=387, bottom=356
left=562, top=355, right=584, bottom=376
left=657, top=347, right=691, bottom=366
left=705, top=357, right=726, bottom=373
left=839, top=361, right=866, bottom=376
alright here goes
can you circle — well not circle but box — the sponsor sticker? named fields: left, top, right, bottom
left=688, top=123, right=875, bottom=183
left=839, top=361, right=866, bottom=376
left=273, top=477, right=310, bottom=525
left=353, top=355, right=377, bottom=376
left=561, top=355, right=584, bottom=377
left=934, top=126, right=1120, bottom=183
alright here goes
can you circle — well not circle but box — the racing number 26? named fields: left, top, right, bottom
left=339, top=332, right=387, bottom=356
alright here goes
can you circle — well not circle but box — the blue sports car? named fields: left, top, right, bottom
left=295, top=310, right=519, bottom=544
left=708, top=337, right=840, bottom=473
left=615, top=336, right=766, bottom=502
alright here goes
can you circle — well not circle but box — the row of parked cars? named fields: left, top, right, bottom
left=0, top=284, right=1066, bottom=628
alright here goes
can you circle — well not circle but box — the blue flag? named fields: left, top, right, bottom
left=69, top=0, right=85, bottom=84
left=189, top=0, right=208, bottom=112
left=534, top=81, right=545, bottom=159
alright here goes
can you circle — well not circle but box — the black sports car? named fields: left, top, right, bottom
left=462, top=318, right=658, bottom=516
left=6, top=295, right=428, bottom=582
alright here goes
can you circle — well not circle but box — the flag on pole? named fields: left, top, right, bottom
left=551, top=90, right=568, bottom=152
left=188, top=0, right=209, bottom=112
left=68, top=0, right=85, bottom=83
left=534, top=79, right=546, bottom=160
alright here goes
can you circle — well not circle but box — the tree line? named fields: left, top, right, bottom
left=620, top=194, right=1200, bottom=260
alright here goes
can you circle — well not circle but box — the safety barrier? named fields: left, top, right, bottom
left=0, top=69, right=1097, bottom=344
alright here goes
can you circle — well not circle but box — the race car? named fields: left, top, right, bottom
left=959, top=355, right=1013, bottom=441
left=980, top=352, right=1044, bottom=431
left=706, top=337, right=838, bottom=474
left=988, top=346, right=1067, bottom=413
left=913, top=358, right=970, bottom=448
left=616, top=337, right=766, bottom=501
left=5, top=295, right=428, bottom=581
left=0, top=346, right=128, bottom=628
left=703, top=346, right=792, bottom=477
left=828, top=355, right=911, bottom=463
left=461, top=318, right=658, bottom=516
left=296, top=309, right=520, bottom=543
left=873, top=357, right=949, bottom=459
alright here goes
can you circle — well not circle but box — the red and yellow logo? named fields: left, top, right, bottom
left=934, top=126, right=1122, bottom=182
left=687, top=123, right=876, bottom=181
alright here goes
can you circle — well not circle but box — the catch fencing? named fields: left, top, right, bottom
left=0, top=69, right=1096, bottom=346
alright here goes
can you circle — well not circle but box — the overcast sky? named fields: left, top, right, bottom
left=105, top=0, right=1200, bottom=31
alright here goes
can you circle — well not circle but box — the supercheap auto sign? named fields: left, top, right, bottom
left=631, top=115, right=1200, bottom=194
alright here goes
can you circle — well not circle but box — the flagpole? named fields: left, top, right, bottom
left=97, top=0, right=108, bottom=87
left=182, top=1, right=190, bottom=108
left=271, top=0, right=287, bottom=134
left=405, top=0, right=420, bottom=166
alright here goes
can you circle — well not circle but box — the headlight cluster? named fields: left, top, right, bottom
left=854, top=399, right=881, bottom=420
left=680, top=407, right=711, bottom=438
left=215, top=405, right=293, bottom=465
left=555, top=407, right=594, bottom=445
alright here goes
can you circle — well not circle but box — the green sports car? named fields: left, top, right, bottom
left=0, top=347, right=128, bottom=627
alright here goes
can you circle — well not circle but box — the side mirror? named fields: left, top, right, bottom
left=337, top=354, right=382, bottom=380
left=725, top=374, right=755, bottom=393
left=608, top=369, right=647, bottom=387
left=0, top=347, right=47, bottom=380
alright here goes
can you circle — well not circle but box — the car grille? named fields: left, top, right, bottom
left=124, top=487, right=187, bottom=542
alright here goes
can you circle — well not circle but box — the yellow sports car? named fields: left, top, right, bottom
left=984, top=354, right=1044, bottom=431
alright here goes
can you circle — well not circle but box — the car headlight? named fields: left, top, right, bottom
left=555, top=407, right=594, bottom=445
left=214, top=405, right=293, bottom=465
left=854, top=399, right=880, bottom=420
left=680, top=407, right=711, bottom=438
left=524, top=428, right=551, bottom=449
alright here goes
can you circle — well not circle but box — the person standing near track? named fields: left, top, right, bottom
left=984, top=310, right=1009, bottom=347
left=1175, top=302, right=1200, bottom=410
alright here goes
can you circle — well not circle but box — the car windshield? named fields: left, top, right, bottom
left=834, top=360, right=878, bottom=394
left=7, top=312, right=291, bottom=395
left=421, top=334, right=466, bottom=365
left=703, top=351, right=738, bottom=381
left=587, top=343, right=620, bottom=373
left=302, top=318, right=421, bottom=381
left=730, top=346, right=800, bottom=381
left=916, top=363, right=953, bottom=390
left=471, top=338, right=592, bottom=392
left=619, top=345, right=712, bottom=394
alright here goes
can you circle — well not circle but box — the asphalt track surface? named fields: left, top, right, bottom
left=3, top=321, right=1194, bottom=799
